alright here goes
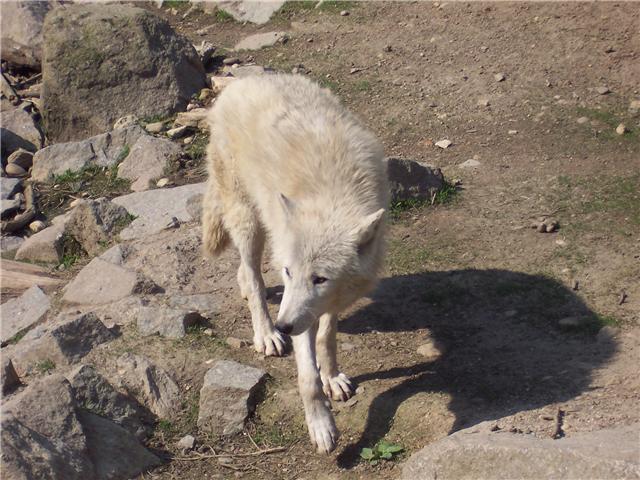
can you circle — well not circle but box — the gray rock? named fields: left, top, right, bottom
left=227, top=65, right=271, bottom=78
left=112, top=182, right=206, bottom=240
left=0, top=1, right=53, bottom=69
left=41, top=4, right=205, bottom=142
left=174, top=108, right=208, bottom=128
left=596, top=86, right=611, bottom=95
left=198, top=360, right=266, bottom=435
left=209, top=1, right=286, bottom=24
left=78, top=410, right=161, bottom=479
left=118, top=135, right=181, bottom=192
left=177, top=434, right=196, bottom=450
left=1, top=177, right=22, bottom=200
left=166, top=125, right=188, bottom=139
left=5, top=162, right=27, bottom=177
left=62, top=257, right=159, bottom=305
left=14, top=213, right=68, bottom=263
left=65, top=198, right=131, bottom=256
left=8, top=148, right=34, bottom=171
left=2, top=358, right=21, bottom=394
left=145, top=121, right=166, bottom=134
left=459, top=159, right=481, bottom=169
left=1, top=196, right=22, bottom=217
left=1, top=372, right=159, bottom=480
left=112, top=114, right=138, bottom=130
left=401, top=422, right=640, bottom=480
left=0, top=235, right=25, bottom=253
left=494, top=72, right=506, bottom=82
left=114, top=353, right=181, bottom=419
left=185, top=192, right=203, bottom=223
left=31, top=125, right=146, bottom=182
left=136, top=306, right=204, bottom=338
left=1, top=285, right=50, bottom=344
left=194, top=40, right=216, bottom=65
left=5, top=312, right=114, bottom=375
left=166, top=293, right=216, bottom=318
left=386, top=157, right=445, bottom=203
left=66, top=364, right=154, bottom=440
left=0, top=108, right=43, bottom=154
left=2, top=374, right=94, bottom=479
left=234, top=31, right=288, bottom=51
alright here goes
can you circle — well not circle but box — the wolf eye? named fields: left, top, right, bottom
left=313, top=276, right=328, bottom=285
left=284, top=267, right=292, bottom=278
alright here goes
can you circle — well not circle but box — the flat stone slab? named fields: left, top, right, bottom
left=198, top=360, right=266, bottom=435
left=136, top=306, right=204, bottom=338
left=31, top=125, right=146, bottom=182
left=1, top=285, right=50, bottom=344
left=401, top=422, right=640, bottom=480
left=112, top=182, right=206, bottom=240
left=234, top=31, right=288, bottom=51
left=62, top=257, right=157, bottom=305
left=211, top=1, right=285, bottom=24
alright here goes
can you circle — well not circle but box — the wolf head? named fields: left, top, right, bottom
left=274, top=194, right=386, bottom=336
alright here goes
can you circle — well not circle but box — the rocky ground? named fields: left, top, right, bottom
left=1, top=1, right=639, bottom=480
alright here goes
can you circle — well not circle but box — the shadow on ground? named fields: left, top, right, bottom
left=336, top=269, right=617, bottom=468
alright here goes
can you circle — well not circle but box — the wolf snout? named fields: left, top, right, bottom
left=275, top=322, right=293, bottom=335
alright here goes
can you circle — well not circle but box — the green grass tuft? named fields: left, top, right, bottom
left=35, top=359, right=56, bottom=375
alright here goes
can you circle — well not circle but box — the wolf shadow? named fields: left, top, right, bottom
left=336, top=269, right=617, bottom=467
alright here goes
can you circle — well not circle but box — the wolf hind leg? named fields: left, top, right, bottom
left=317, top=313, right=355, bottom=401
left=224, top=200, right=285, bottom=357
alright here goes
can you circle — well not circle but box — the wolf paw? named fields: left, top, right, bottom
left=306, top=404, right=338, bottom=454
left=321, top=372, right=355, bottom=401
left=254, top=330, right=286, bottom=357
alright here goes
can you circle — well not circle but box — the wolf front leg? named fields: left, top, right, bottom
left=293, top=322, right=338, bottom=454
left=317, top=313, right=355, bottom=401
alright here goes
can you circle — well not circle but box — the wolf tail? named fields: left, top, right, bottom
left=202, top=185, right=230, bottom=257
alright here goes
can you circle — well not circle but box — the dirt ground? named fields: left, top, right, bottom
left=22, top=2, right=640, bottom=479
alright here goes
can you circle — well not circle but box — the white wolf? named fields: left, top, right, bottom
left=202, top=74, right=388, bottom=453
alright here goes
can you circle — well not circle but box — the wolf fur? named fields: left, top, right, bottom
left=202, top=74, right=388, bottom=453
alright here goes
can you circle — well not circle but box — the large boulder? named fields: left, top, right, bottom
left=14, top=212, right=69, bottom=263
left=401, top=422, right=640, bottom=480
left=41, top=4, right=206, bottom=142
left=1, top=374, right=160, bottom=480
left=0, top=1, right=53, bottom=69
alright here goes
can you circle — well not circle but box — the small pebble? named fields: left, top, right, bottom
left=615, top=123, right=627, bottom=135
left=226, top=336, right=249, bottom=348
left=223, top=57, right=240, bottom=66
left=156, top=178, right=171, bottom=188
left=576, top=116, right=589, bottom=124
left=340, top=10, right=349, bottom=16
left=596, top=86, right=610, bottom=95
left=177, top=434, right=195, bottom=451
left=435, top=139, right=452, bottom=149
left=183, top=136, right=194, bottom=145
left=203, top=328, right=214, bottom=337
left=29, top=220, right=46, bottom=233
left=494, top=73, right=506, bottom=82
left=508, top=129, right=518, bottom=135
left=166, top=125, right=188, bottom=139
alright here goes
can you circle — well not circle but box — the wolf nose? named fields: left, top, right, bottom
left=275, top=323, right=293, bottom=335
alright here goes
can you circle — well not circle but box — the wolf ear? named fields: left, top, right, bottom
left=279, top=193, right=296, bottom=218
left=353, top=208, right=385, bottom=251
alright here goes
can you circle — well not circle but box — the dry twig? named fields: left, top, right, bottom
left=173, top=446, right=286, bottom=461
